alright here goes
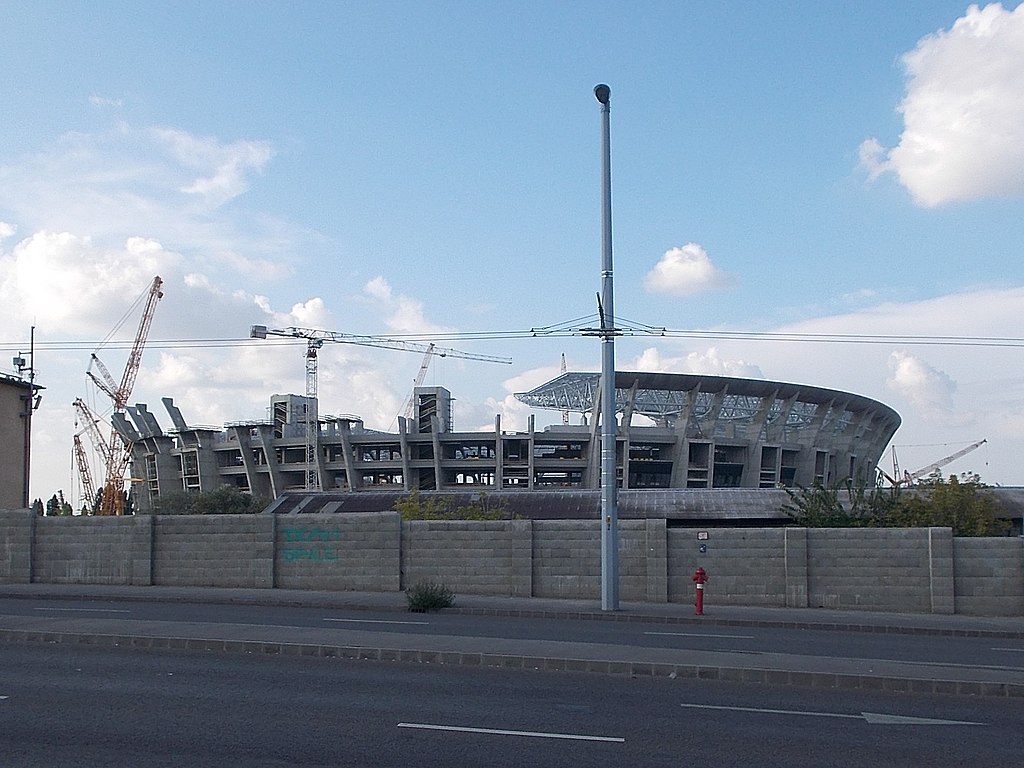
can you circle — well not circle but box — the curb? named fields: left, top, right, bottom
left=2, top=627, right=1022, bottom=700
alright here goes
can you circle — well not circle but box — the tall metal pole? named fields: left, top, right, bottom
left=595, top=84, right=619, bottom=611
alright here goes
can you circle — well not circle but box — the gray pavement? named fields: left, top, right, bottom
left=1, top=583, right=1023, bottom=698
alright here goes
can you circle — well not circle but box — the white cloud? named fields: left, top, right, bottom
left=885, top=351, right=967, bottom=424
left=151, top=127, right=274, bottom=208
left=0, top=222, right=15, bottom=240
left=861, top=2, right=1024, bottom=206
left=362, top=276, right=451, bottom=335
left=0, top=231, right=175, bottom=335
left=89, top=95, right=123, bottom=108
left=0, top=122, right=296, bottom=279
left=630, top=346, right=763, bottom=378
left=643, top=243, right=732, bottom=296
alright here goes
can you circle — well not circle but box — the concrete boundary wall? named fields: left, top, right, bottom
left=1, top=510, right=1020, bottom=616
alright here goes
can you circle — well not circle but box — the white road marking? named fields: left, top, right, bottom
left=397, top=723, right=625, bottom=742
left=32, top=607, right=131, bottom=614
left=680, top=703, right=984, bottom=726
left=645, top=631, right=754, bottom=640
left=992, top=647, right=1024, bottom=653
left=324, top=618, right=429, bottom=626
left=1, top=696, right=8, bottom=700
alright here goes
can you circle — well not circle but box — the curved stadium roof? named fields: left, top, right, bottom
left=515, top=371, right=901, bottom=445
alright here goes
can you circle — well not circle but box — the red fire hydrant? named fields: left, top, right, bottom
left=691, top=567, right=709, bottom=616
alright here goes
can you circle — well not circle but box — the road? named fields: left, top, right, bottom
left=2, top=596, right=1022, bottom=674
left=2, top=642, right=1022, bottom=767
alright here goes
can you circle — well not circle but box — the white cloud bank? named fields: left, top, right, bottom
left=861, top=2, right=1024, bottom=206
left=644, top=243, right=732, bottom=296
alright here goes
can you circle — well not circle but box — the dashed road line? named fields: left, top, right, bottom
left=397, top=722, right=625, bottom=742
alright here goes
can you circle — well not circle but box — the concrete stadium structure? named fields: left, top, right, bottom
left=123, top=371, right=901, bottom=515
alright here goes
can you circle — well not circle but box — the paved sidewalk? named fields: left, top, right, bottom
left=1, top=584, right=1022, bottom=698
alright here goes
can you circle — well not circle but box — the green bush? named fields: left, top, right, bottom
left=393, top=490, right=509, bottom=521
left=405, top=581, right=455, bottom=612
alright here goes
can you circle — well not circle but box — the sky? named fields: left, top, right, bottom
left=2, top=1, right=1023, bottom=504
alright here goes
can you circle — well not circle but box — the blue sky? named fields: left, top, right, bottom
left=2, top=1, right=1023, bottom=502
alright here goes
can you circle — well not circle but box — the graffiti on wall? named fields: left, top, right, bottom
left=279, top=528, right=342, bottom=562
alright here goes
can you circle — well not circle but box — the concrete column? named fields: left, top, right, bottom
left=784, top=527, right=809, bottom=607
left=494, top=414, right=503, bottom=489
left=339, top=421, right=357, bottom=491
left=430, top=415, right=444, bottom=490
left=928, top=526, right=955, bottom=614
left=645, top=518, right=668, bottom=603
left=510, top=518, right=533, bottom=597
left=130, top=515, right=154, bottom=585
left=397, top=417, right=412, bottom=491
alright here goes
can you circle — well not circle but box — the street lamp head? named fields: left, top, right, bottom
left=594, top=84, right=611, bottom=105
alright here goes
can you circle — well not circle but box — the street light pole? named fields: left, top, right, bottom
left=595, top=83, right=619, bottom=611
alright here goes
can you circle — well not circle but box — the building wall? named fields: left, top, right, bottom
left=2, top=510, right=1020, bottom=616
left=0, top=378, right=29, bottom=510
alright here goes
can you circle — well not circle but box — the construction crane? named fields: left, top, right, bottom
left=249, top=325, right=512, bottom=492
left=72, top=397, right=110, bottom=510
left=72, top=434, right=97, bottom=512
left=885, top=439, right=987, bottom=487
left=83, top=276, right=164, bottom=515
left=396, top=344, right=436, bottom=426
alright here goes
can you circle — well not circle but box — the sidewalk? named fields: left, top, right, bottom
left=1, top=584, right=1022, bottom=698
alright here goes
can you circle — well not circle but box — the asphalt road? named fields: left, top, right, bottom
left=2, top=643, right=1022, bottom=768
left=3, top=596, right=1022, bottom=671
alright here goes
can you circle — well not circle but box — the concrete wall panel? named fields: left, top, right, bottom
left=954, top=537, right=1024, bottom=616
left=667, top=528, right=788, bottom=607
left=32, top=516, right=151, bottom=585
left=275, top=512, right=400, bottom=592
left=401, top=519, right=532, bottom=597
left=153, top=515, right=272, bottom=588
left=0, top=509, right=34, bottom=583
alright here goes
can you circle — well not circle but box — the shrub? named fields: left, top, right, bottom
left=405, top=581, right=455, bottom=612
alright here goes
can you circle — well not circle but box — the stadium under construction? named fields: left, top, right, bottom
left=122, top=371, right=902, bottom=518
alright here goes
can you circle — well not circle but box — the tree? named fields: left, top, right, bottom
left=887, top=473, right=1010, bottom=537
left=783, top=480, right=900, bottom=528
left=152, top=486, right=266, bottom=515
left=783, top=473, right=1011, bottom=536
left=43, top=491, right=73, bottom=516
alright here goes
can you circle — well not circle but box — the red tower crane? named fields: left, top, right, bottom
left=83, top=276, right=164, bottom=515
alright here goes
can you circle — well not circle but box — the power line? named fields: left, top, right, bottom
left=3, top=327, right=1024, bottom=352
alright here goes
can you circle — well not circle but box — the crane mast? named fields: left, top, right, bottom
left=72, top=434, right=97, bottom=511
left=400, top=344, right=436, bottom=423
left=250, top=325, right=511, bottom=492
left=84, top=276, right=164, bottom=515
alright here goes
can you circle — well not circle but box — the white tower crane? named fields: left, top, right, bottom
left=249, top=325, right=511, bottom=492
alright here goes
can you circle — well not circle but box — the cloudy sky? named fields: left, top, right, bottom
left=2, top=1, right=1023, bottom=504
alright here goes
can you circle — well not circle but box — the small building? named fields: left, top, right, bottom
left=0, top=373, right=39, bottom=509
